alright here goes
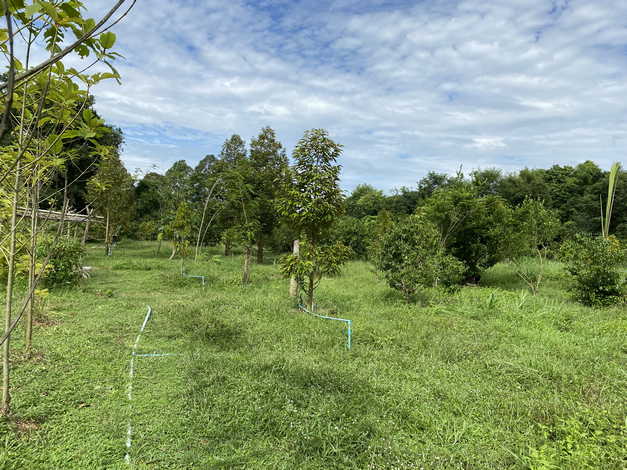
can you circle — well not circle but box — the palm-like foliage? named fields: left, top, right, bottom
left=601, top=162, right=621, bottom=238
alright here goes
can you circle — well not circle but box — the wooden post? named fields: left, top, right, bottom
left=81, top=206, right=92, bottom=247
left=289, top=239, right=299, bottom=297
left=242, top=245, right=252, bottom=284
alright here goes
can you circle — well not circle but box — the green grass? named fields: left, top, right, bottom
left=1, top=241, right=625, bottom=469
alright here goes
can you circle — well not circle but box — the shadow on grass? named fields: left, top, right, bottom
left=184, top=356, right=382, bottom=466
left=175, top=306, right=246, bottom=350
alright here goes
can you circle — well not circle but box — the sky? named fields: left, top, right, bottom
left=85, top=0, right=627, bottom=191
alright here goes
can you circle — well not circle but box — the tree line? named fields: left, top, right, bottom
left=80, top=131, right=622, bottom=308
left=91, top=141, right=627, bottom=253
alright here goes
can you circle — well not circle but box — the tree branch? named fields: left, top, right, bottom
left=0, top=0, right=131, bottom=94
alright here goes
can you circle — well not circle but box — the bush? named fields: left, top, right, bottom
left=135, top=220, right=159, bottom=240
left=559, top=234, right=626, bottom=307
left=374, top=215, right=465, bottom=301
left=329, top=216, right=369, bottom=258
left=279, top=240, right=351, bottom=310
left=421, top=183, right=515, bottom=281
left=37, top=237, right=85, bottom=287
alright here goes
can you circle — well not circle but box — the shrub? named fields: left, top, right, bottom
left=374, top=215, right=465, bottom=301
left=329, top=216, right=369, bottom=258
left=37, top=237, right=85, bottom=287
left=509, top=198, right=561, bottom=294
left=280, top=240, right=352, bottom=310
left=165, top=202, right=193, bottom=259
left=420, top=182, right=515, bottom=281
left=559, top=234, right=626, bottom=307
left=135, top=220, right=159, bottom=240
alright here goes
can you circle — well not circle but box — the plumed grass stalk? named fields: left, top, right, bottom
left=601, top=162, right=621, bottom=238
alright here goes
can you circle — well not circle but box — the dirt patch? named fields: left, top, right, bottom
left=34, top=315, right=60, bottom=327
left=13, top=419, right=41, bottom=434
left=14, top=350, right=45, bottom=365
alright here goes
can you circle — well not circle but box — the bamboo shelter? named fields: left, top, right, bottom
left=16, top=207, right=103, bottom=223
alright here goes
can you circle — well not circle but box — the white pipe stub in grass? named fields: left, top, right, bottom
left=125, top=306, right=176, bottom=465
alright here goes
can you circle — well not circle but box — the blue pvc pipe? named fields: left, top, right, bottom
left=298, top=302, right=352, bottom=350
left=182, top=272, right=206, bottom=285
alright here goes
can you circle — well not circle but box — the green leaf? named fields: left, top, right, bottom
left=24, top=2, right=41, bottom=18
left=61, top=130, right=80, bottom=140
left=53, top=61, right=65, bottom=74
left=104, top=60, right=122, bottom=84
left=82, top=17, right=96, bottom=33
left=51, top=136, right=63, bottom=154
left=39, top=1, right=60, bottom=21
left=75, top=44, right=89, bottom=58
left=99, top=31, right=116, bottom=49
left=59, top=2, right=80, bottom=19
left=8, top=0, right=26, bottom=14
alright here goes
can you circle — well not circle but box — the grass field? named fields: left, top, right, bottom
left=0, top=241, right=625, bottom=469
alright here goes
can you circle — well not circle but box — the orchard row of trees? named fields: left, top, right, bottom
left=133, top=127, right=290, bottom=272
left=124, top=158, right=627, bottom=256
left=104, top=130, right=624, bottom=308
left=123, top=152, right=627, bottom=252
left=128, top=127, right=346, bottom=309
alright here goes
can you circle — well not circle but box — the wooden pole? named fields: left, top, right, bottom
left=289, top=239, right=299, bottom=297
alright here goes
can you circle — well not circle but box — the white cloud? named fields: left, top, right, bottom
left=469, top=137, right=507, bottom=150
left=83, top=0, right=627, bottom=191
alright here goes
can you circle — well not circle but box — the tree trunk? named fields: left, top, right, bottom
left=81, top=206, right=92, bottom=247
left=104, top=210, right=111, bottom=256
left=256, top=238, right=264, bottom=264
left=195, top=199, right=210, bottom=263
left=156, top=237, right=162, bottom=255
left=224, top=239, right=231, bottom=257
left=242, top=245, right=252, bottom=284
left=289, top=239, right=300, bottom=297
left=25, top=181, right=39, bottom=353
left=2, top=163, right=20, bottom=415
left=307, top=275, right=315, bottom=311
left=194, top=179, right=220, bottom=262
left=169, top=243, right=177, bottom=260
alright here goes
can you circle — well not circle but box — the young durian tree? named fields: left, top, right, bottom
left=276, top=129, right=349, bottom=310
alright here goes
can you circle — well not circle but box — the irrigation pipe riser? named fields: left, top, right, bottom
left=125, top=306, right=151, bottom=463
left=298, top=301, right=352, bottom=350
left=125, top=306, right=177, bottom=465
left=182, top=273, right=206, bottom=285
left=180, top=261, right=207, bottom=285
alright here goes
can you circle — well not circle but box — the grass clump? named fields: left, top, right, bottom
left=525, top=408, right=626, bottom=470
